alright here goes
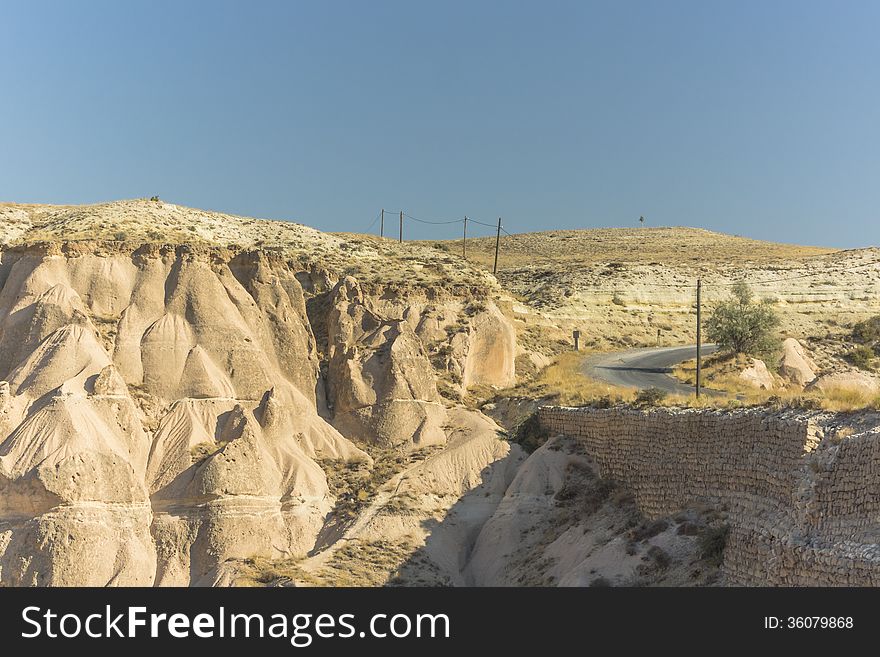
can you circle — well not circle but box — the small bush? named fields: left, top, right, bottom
left=463, top=301, right=487, bottom=316
left=846, top=345, right=874, bottom=371
left=676, top=521, right=701, bottom=536
left=150, top=195, right=160, bottom=202
left=590, top=395, right=614, bottom=409
left=852, top=316, right=880, bottom=345
left=698, top=525, right=730, bottom=567
left=630, top=518, right=669, bottom=542
left=508, top=412, right=549, bottom=453
left=634, top=387, right=668, bottom=407
left=646, top=545, right=671, bottom=570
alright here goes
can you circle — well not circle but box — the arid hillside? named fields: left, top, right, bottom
left=444, top=227, right=880, bottom=350
left=0, top=200, right=498, bottom=294
left=0, top=199, right=524, bottom=586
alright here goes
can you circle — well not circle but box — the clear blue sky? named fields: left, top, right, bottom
left=1, top=1, right=878, bottom=247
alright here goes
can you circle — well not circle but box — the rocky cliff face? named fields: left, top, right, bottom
left=0, top=230, right=518, bottom=586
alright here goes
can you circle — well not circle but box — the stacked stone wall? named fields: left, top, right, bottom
left=538, top=406, right=880, bottom=585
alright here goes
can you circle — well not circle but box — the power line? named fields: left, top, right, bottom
left=402, top=212, right=463, bottom=225
left=364, top=211, right=381, bottom=232
left=466, top=217, right=499, bottom=229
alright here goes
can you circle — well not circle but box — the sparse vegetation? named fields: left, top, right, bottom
left=846, top=345, right=875, bottom=371
left=634, top=387, right=668, bottom=407
left=507, top=412, right=549, bottom=453
left=698, top=525, right=730, bottom=567
left=502, top=351, right=636, bottom=407
left=190, top=440, right=228, bottom=464
left=852, top=315, right=880, bottom=351
left=319, top=446, right=442, bottom=526
left=630, top=519, right=669, bottom=542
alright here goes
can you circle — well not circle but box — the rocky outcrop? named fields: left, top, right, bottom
left=0, top=245, right=366, bottom=585
left=806, top=370, right=880, bottom=394
left=412, top=301, right=517, bottom=393
left=454, top=303, right=517, bottom=390
left=0, top=236, right=522, bottom=585
left=739, top=358, right=775, bottom=390
left=149, top=403, right=333, bottom=585
left=326, top=278, right=447, bottom=448
left=779, top=337, right=817, bottom=387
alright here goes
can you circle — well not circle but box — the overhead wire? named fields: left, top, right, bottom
left=364, top=211, right=381, bottom=232
left=403, top=212, right=463, bottom=225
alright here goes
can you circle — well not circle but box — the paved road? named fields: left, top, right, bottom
left=583, top=344, right=720, bottom=396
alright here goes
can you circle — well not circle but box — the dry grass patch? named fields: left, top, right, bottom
left=507, top=351, right=637, bottom=406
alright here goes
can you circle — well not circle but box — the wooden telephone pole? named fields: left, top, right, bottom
left=493, top=217, right=502, bottom=274
left=399, top=210, right=403, bottom=243
left=462, top=216, right=468, bottom=258
left=696, top=278, right=702, bottom=398
left=380, top=209, right=384, bottom=238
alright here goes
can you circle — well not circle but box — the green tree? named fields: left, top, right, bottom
left=704, top=282, right=780, bottom=356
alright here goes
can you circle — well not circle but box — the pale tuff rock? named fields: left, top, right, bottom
left=92, top=363, right=129, bottom=396
left=459, top=303, right=516, bottom=389
left=0, top=201, right=521, bottom=587
left=326, top=277, right=447, bottom=448
left=779, top=337, right=817, bottom=387
left=255, top=386, right=370, bottom=463
left=414, top=301, right=517, bottom=392
left=738, top=358, right=776, bottom=390
left=467, top=435, right=576, bottom=586
left=292, top=408, right=523, bottom=586
left=0, top=244, right=369, bottom=585
left=806, top=370, right=880, bottom=394
left=0, top=391, right=156, bottom=586
left=8, top=324, right=110, bottom=398
left=148, top=402, right=333, bottom=586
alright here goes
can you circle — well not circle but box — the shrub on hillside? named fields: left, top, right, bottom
left=851, top=316, right=880, bottom=355
left=698, top=525, right=730, bottom=567
left=852, top=315, right=880, bottom=343
left=508, top=412, right=549, bottom=453
left=846, top=345, right=874, bottom=371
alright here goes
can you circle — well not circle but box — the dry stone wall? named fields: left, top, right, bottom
left=538, top=406, right=880, bottom=586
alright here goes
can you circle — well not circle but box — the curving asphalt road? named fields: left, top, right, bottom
left=583, top=344, right=720, bottom=396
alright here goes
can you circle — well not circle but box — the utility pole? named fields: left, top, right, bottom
left=696, top=278, right=702, bottom=398
left=493, top=217, right=502, bottom=274
left=462, top=216, right=468, bottom=258
left=399, top=210, right=403, bottom=243
left=380, top=209, right=384, bottom=238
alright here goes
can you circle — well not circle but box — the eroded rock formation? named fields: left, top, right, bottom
left=0, top=240, right=517, bottom=586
